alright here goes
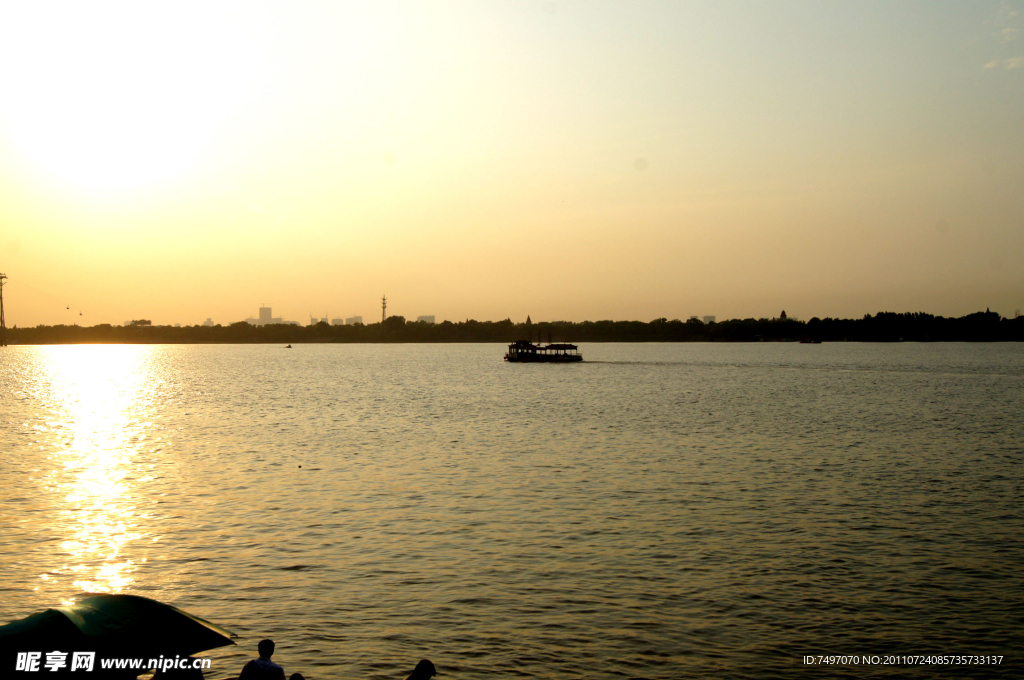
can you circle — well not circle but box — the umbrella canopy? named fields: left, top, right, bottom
left=1, top=594, right=235, bottom=676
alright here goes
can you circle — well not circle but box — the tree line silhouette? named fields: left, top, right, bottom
left=5, top=310, right=1023, bottom=344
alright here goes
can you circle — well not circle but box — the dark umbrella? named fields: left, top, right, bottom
left=1, top=594, right=235, bottom=676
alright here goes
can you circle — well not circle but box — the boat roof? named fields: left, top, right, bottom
left=507, top=341, right=578, bottom=350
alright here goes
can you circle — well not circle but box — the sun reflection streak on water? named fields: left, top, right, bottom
left=38, top=345, right=151, bottom=604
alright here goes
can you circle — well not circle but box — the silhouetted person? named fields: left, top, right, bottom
left=238, top=640, right=285, bottom=680
left=405, top=659, right=436, bottom=680
left=288, top=675, right=304, bottom=680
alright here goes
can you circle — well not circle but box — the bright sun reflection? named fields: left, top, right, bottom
left=39, top=345, right=152, bottom=601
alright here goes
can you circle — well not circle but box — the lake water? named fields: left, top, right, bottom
left=1, top=343, right=1022, bottom=679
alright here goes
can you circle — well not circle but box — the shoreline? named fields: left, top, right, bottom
left=3, top=310, right=1022, bottom=344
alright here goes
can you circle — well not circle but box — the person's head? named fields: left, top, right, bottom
left=288, top=674, right=304, bottom=680
left=411, top=659, right=436, bottom=678
left=258, top=639, right=275, bottom=659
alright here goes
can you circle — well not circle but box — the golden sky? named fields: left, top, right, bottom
left=1, top=1, right=1022, bottom=327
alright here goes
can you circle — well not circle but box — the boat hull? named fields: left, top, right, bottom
left=505, top=354, right=583, bottom=363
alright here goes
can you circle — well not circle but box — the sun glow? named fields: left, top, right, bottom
left=0, top=2, right=261, bottom=190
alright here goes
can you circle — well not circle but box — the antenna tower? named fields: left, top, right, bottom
left=0, top=272, right=7, bottom=347
left=381, top=294, right=387, bottom=323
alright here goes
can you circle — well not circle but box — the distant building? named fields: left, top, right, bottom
left=689, top=316, right=699, bottom=321
left=416, top=315, right=435, bottom=324
left=703, top=316, right=716, bottom=324
left=245, top=306, right=283, bottom=326
left=331, top=318, right=345, bottom=326
left=202, top=318, right=215, bottom=327
left=345, top=316, right=363, bottom=325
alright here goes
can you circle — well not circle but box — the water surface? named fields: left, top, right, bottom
left=1, top=343, right=1021, bottom=678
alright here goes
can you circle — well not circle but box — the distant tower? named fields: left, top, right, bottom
left=382, top=293, right=387, bottom=323
left=0, top=272, right=6, bottom=347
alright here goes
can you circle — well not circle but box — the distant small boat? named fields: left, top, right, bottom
left=285, top=344, right=292, bottom=348
left=505, top=340, right=582, bottom=363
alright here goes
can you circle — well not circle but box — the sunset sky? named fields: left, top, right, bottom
left=1, top=1, right=1021, bottom=327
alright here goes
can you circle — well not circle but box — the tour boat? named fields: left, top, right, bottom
left=505, top=340, right=583, bottom=363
